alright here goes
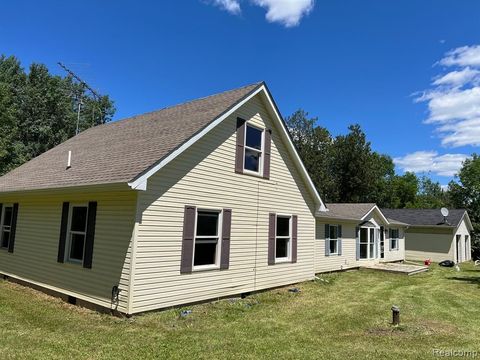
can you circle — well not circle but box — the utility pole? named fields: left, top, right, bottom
left=57, top=62, right=101, bottom=135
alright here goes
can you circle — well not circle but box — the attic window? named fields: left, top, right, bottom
left=244, top=124, right=264, bottom=174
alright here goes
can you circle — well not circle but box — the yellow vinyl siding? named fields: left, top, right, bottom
left=405, top=219, right=471, bottom=263
left=314, top=220, right=359, bottom=273
left=0, top=186, right=136, bottom=312
left=133, top=94, right=317, bottom=313
left=382, top=227, right=405, bottom=263
left=404, top=227, right=454, bottom=262
left=315, top=213, right=406, bottom=273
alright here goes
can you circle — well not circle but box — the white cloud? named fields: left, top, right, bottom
left=437, top=117, right=480, bottom=147
left=439, top=45, right=480, bottom=67
left=205, top=0, right=315, bottom=27
left=394, top=151, right=468, bottom=177
left=432, top=67, right=480, bottom=87
left=252, top=0, right=314, bottom=27
left=416, top=45, right=480, bottom=148
left=210, top=0, right=241, bottom=14
left=422, top=87, right=480, bottom=124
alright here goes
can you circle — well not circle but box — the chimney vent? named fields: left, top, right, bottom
left=66, top=151, right=72, bottom=169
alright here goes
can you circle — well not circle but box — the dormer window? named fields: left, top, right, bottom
left=244, top=124, right=264, bottom=174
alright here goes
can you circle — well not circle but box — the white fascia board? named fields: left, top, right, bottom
left=361, top=205, right=390, bottom=225
left=455, top=211, right=474, bottom=233
left=128, top=84, right=327, bottom=213
left=259, top=85, right=326, bottom=211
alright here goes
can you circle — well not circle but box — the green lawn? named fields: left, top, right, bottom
left=1, top=263, right=479, bottom=359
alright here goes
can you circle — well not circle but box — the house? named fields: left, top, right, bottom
left=381, top=209, right=473, bottom=263
left=0, top=82, right=327, bottom=315
left=315, top=204, right=408, bottom=273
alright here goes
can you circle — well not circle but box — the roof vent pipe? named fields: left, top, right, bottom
left=66, top=151, right=72, bottom=169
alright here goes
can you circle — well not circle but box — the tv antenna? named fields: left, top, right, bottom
left=57, top=62, right=101, bottom=135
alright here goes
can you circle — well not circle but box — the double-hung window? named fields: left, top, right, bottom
left=244, top=124, right=264, bottom=174
left=276, top=215, right=291, bottom=261
left=390, top=229, right=399, bottom=250
left=329, top=225, right=339, bottom=255
left=194, top=210, right=221, bottom=268
left=66, top=205, right=88, bottom=263
left=0, top=205, right=13, bottom=249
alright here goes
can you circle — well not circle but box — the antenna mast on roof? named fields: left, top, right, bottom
left=57, top=62, right=101, bottom=135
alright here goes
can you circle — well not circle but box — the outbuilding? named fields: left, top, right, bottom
left=382, top=209, right=473, bottom=263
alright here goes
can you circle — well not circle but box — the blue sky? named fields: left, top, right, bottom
left=1, top=0, right=479, bottom=185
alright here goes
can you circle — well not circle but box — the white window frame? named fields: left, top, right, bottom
left=192, top=208, right=223, bottom=271
left=0, top=204, right=14, bottom=250
left=65, top=203, right=89, bottom=264
left=243, top=123, right=265, bottom=176
left=328, top=225, right=339, bottom=255
left=275, top=214, right=292, bottom=263
left=390, top=228, right=399, bottom=251
left=359, top=226, right=376, bottom=260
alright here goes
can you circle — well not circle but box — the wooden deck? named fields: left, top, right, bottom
left=362, top=263, right=429, bottom=275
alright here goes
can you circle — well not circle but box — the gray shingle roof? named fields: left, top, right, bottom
left=381, top=208, right=466, bottom=227
left=318, top=203, right=377, bottom=221
left=0, top=82, right=262, bottom=193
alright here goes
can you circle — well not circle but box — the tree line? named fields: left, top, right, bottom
left=286, top=110, right=479, bottom=256
left=0, top=55, right=114, bottom=176
left=0, top=56, right=477, bottom=257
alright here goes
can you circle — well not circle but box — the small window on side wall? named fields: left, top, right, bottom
left=67, top=205, right=88, bottom=263
left=276, top=215, right=291, bottom=261
left=244, top=124, right=264, bottom=174
left=325, top=224, right=342, bottom=256
left=194, top=210, right=221, bottom=268
left=0, top=205, right=14, bottom=249
left=390, top=228, right=399, bottom=250
left=329, top=225, right=338, bottom=254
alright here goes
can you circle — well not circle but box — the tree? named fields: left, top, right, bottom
left=405, top=176, right=448, bottom=209
left=0, top=55, right=115, bottom=175
left=284, top=110, right=336, bottom=201
left=384, top=172, right=419, bottom=208
left=448, top=154, right=480, bottom=259
left=330, top=124, right=395, bottom=204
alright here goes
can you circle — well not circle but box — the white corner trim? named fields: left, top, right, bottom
left=131, top=180, right=147, bottom=191
left=127, top=84, right=326, bottom=211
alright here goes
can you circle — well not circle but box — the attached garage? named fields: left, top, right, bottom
left=382, top=209, right=473, bottom=263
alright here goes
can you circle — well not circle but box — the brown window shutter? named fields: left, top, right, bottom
left=180, top=205, right=196, bottom=274
left=268, top=213, right=276, bottom=265
left=263, top=129, right=272, bottom=179
left=8, top=203, right=19, bottom=253
left=291, top=215, right=298, bottom=263
left=220, top=209, right=232, bottom=270
left=57, top=202, right=70, bottom=263
left=83, top=201, right=97, bottom=269
left=235, top=117, right=246, bottom=174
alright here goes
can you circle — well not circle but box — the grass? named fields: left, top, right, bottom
left=1, top=263, right=480, bottom=359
